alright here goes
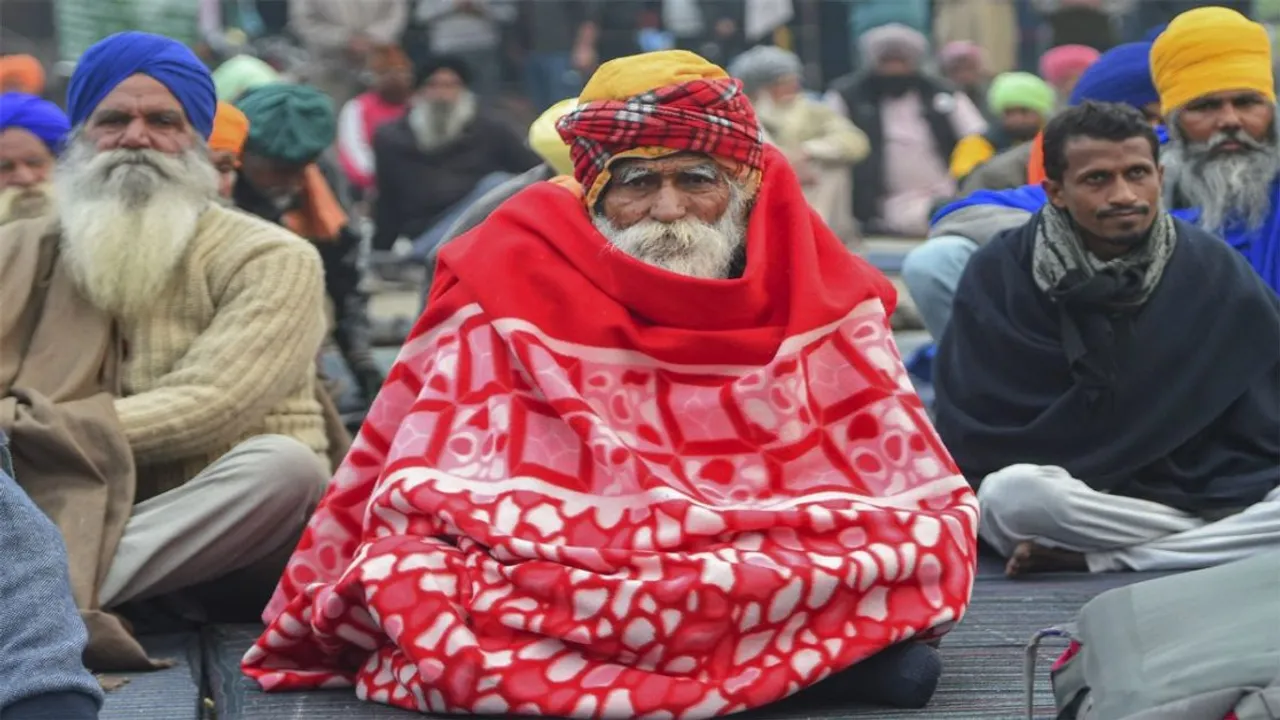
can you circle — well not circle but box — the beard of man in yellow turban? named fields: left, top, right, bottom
left=1154, top=6, right=1280, bottom=235
left=556, top=50, right=766, bottom=279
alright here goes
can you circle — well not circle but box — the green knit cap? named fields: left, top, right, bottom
left=235, top=83, right=336, bottom=164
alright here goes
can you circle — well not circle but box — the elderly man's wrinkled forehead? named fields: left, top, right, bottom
left=1168, top=89, right=1278, bottom=145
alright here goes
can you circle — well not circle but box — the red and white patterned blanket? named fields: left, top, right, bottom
left=243, top=150, right=978, bottom=718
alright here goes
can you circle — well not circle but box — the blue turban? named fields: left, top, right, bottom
left=67, top=31, right=216, bottom=139
left=1068, top=42, right=1160, bottom=110
left=0, top=92, right=70, bottom=153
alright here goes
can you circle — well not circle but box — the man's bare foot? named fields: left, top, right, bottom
left=1005, top=541, right=1088, bottom=577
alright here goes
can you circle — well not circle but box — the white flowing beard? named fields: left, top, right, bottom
left=54, top=133, right=217, bottom=321
left=593, top=184, right=749, bottom=279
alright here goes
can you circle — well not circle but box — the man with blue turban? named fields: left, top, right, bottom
left=0, top=92, right=69, bottom=224
left=904, top=40, right=1168, bottom=341
left=0, top=31, right=332, bottom=667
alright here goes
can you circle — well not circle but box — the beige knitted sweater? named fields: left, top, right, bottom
left=116, top=204, right=331, bottom=501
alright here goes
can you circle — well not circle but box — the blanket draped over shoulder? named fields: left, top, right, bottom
left=243, top=149, right=978, bottom=718
left=0, top=219, right=166, bottom=671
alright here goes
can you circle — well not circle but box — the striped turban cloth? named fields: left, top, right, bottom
left=556, top=50, right=765, bottom=208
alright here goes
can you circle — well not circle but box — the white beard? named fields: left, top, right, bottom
left=593, top=185, right=749, bottom=279
left=0, top=182, right=53, bottom=224
left=1166, top=115, right=1280, bottom=232
left=407, top=91, right=477, bottom=151
left=54, top=134, right=218, bottom=321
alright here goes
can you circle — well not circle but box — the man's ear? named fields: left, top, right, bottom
left=1041, top=178, right=1067, bottom=209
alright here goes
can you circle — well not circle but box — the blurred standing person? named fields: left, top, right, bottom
left=827, top=24, right=987, bottom=237
left=0, top=55, right=45, bottom=96
left=413, top=0, right=514, bottom=101
left=938, top=41, right=991, bottom=118
left=516, top=0, right=598, bottom=112
left=731, top=46, right=869, bottom=241
left=372, top=56, right=540, bottom=262
left=662, top=1, right=745, bottom=71
left=933, top=0, right=1019, bottom=74
left=1039, top=44, right=1100, bottom=106
left=289, top=0, right=409, bottom=109
left=336, top=46, right=413, bottom=197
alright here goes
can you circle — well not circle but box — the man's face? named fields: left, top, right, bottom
left=376, top=64, right=414, bottom=104
left=946, top=58, right=981, bottom=88
left=1167, top=90, right=1279, bottom=232
left=1140, top=102, right=1163, bottom=127
left=874, top=58, right=915, bottom=78
left=0, top=127, right=55, bottom=219
left=210, top=149, right=238, bottom=200
left=1045, top=135, right=1162, bottom=259
left=766, top=74, right=802, bottom=106
left=0, top=127, right=54, bottom=188
left=1001, top=107, right=1045, bottom=143
left=594, top=153, right=747, bottom=279
left=84, top=74, right=198, bottom=155
left=239, top=152, right=307, bottom=209
left=1176, top=90, right=1274, bottom=145
left=420, top=68, right=465, bottom=106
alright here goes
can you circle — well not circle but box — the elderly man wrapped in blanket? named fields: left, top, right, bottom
left=243, top=51, right=979, bottom=718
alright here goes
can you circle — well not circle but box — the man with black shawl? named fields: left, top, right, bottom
left=934, top=102, right=1280, bottom=577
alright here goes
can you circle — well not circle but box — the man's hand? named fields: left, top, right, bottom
left=714, top=17, right=737, bottom=38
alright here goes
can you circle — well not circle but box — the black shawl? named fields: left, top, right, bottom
left=934, top=215, right=1280, bottom=514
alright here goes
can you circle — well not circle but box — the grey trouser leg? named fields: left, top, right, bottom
left=99, top=435, right=326, bottom=608
left=977, top=464, right=1280, bottom=572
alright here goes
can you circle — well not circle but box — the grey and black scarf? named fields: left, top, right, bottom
left=1032, top=203, right=1176, bottom=309
left=1031, top=205, right=1177, bottom=405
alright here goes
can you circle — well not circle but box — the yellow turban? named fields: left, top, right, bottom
left=528, top=98, right=577, bottom=176
left=209, top=101, right=249, bottom=157
left=579, top=50, right=728, bottom=103
left=1151, top=7, right=1275, bottom=116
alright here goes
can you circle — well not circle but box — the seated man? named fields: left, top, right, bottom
left=371, top=55, right=542, bottom=261
left=1, top=32, right=331, bottom=659
left=209, top=100, right=249, bottom=201
left=730, top=45, right=869, bottom=239
left=245, top=50, right=978, bottom=715
left=949, top=71, right=1053, bottom=182
left=904, top=40, right=1168, bottom=340
left=934, top=102, right=1280, bottom=577
left=1156, top=7, right=1280, bottom=292
left=0, top=92, right=68, bottom=224
left=234, top=83, right=385, bottom=409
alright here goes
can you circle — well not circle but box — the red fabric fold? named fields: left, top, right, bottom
left=243, top=147, right=977, bottom=718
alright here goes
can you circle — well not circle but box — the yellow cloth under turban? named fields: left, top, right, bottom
left=578, top=50, right=728, bottom=103
left=563, top=50, right=763, bottom=207
left=528, top=98, right=577, bottom=176
left=1151, top=6, right=1275, bottom=116
left=209, top=101, right=249, bottom=157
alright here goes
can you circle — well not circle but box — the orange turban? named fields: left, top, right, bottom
left=209, top=101, right=249, bottom=156
left=0, top=54, right=45, bottom=95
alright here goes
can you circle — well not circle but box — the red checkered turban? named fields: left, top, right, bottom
left=556, top=50, right=765, bottom=208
